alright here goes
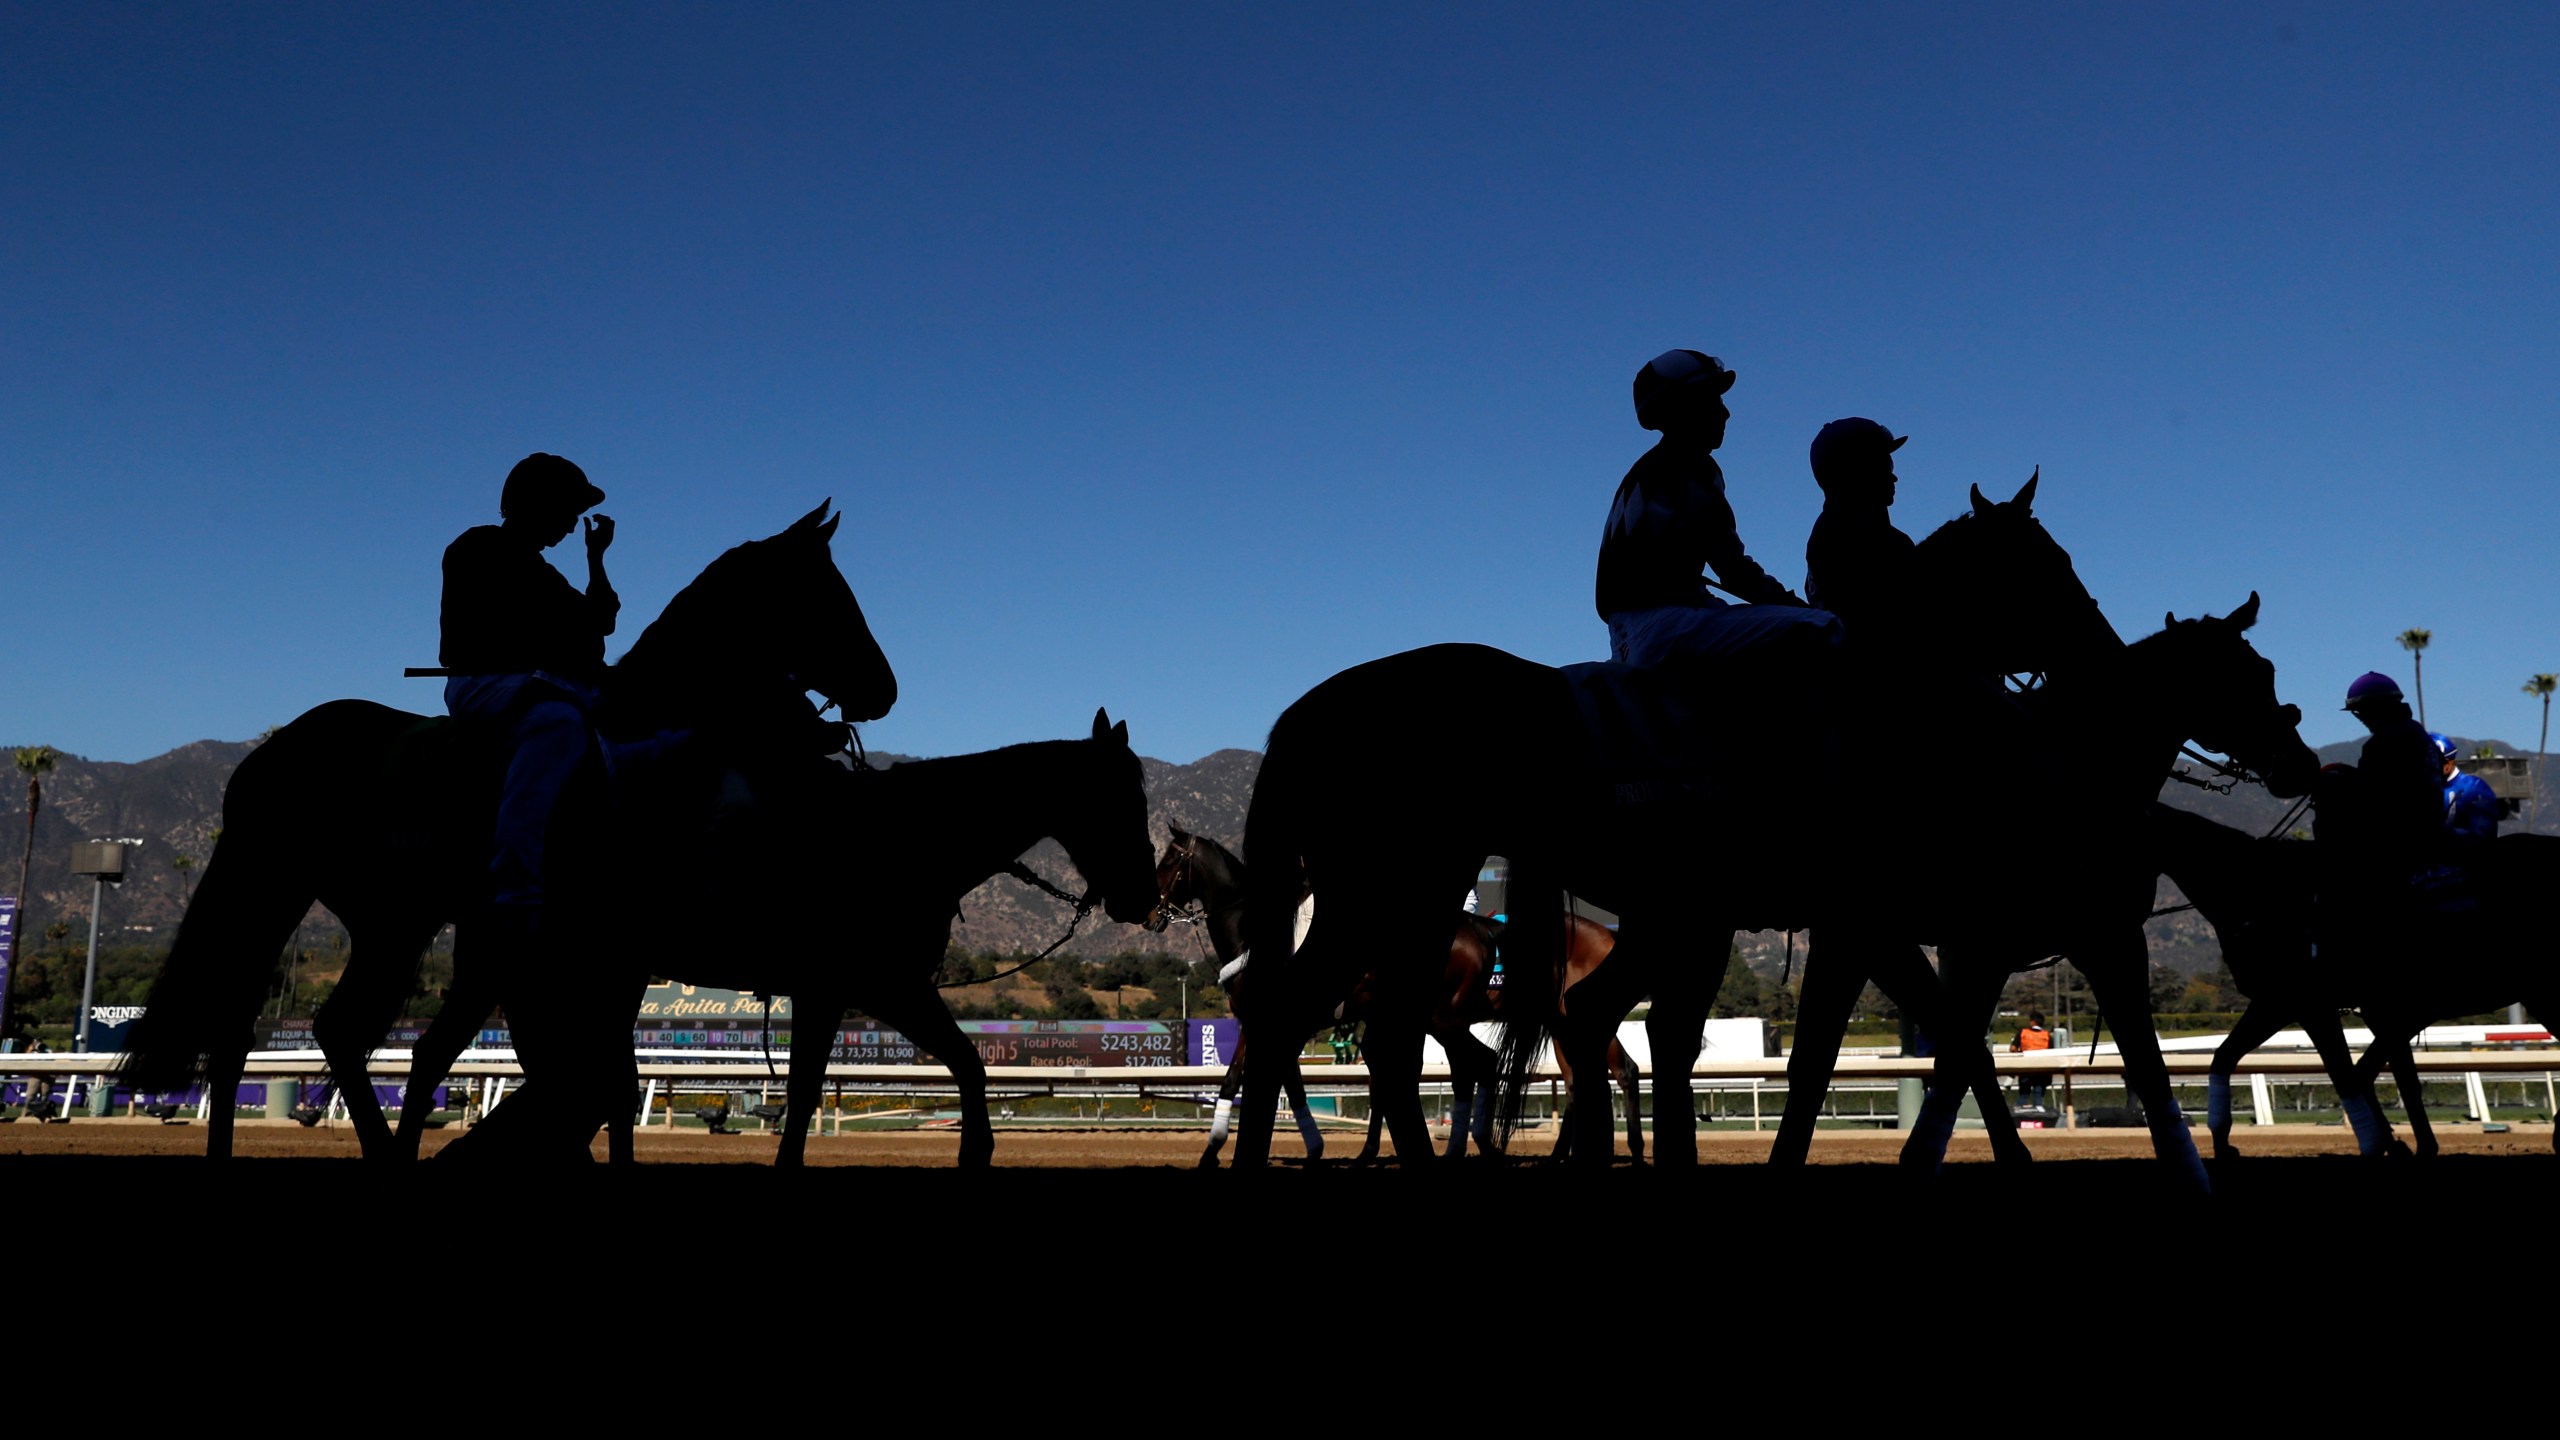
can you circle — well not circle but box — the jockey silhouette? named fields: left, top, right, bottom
left=439, top=452, right=617, bottom=934
left=2316, top=672, right=2443, bottom=944
left=1595, top=350, right=1840, bottom=672
left=1802, top=417, right=1913, bottom=645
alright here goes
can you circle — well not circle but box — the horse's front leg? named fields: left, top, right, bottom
left=398, top=972, right=494, bottom=1162
left=1899, top=949, right=2002, bottom=1173
left=1874, top=941, right=2029, bottom=1167
left=779, top=996, right=844, bottom=1170
left=1772, top=932, right=1869, bottom=1167
left=2382, top=1039, right=2437, bottom=1160
left=2080, top=934, right=2208, bottom=1193
left=873, top=989, right=991, bottom=1168
left=1198, top=1048, right=1246, bottom=1169
left=205, top=1044, right=246, bottom=1163
left=312, top=940, right=416, bottom=1161
left=1283, top=1063, right=1325, bottom=1161
left=2299, top=1009, right=2390, bottom=1157
left=2206, top=999, right=2290, bottom=1160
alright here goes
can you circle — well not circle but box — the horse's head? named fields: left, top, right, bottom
left=1917, top=469, right=2118, bottom=679
left=1144, top=824, right=1199, bottom=933
left=764, top=500, right=898, bottom=722
left=612, top=500, right=899, bottom=731
left=1056, top=709, right=1162, bottom=928
left=2147, top=593, right=2322, bottom=799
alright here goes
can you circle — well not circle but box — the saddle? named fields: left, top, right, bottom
left=1556, top=660, right=1752, bottom=811
left=1555, top=659, right=1834, bottom=928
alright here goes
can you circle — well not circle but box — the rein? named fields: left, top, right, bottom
left=939, top=860, right=1099, bottom=989
left=2165, top=746, right=2253, bottom=795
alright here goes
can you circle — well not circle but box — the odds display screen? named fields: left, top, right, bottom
left=960, top=1021, right=1186, bottom=1068
left=244, top=986, right=1211, bottom=1068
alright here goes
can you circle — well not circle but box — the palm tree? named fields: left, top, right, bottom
left=2526, top=674, right=2557, bottom=831
left=2396, top=629, right=2432, bottom=725
left=7, top=745, right=60, bottom=1042
left=171, top=852, right=196, bottom=908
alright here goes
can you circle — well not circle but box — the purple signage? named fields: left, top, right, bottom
left=1188, top=1019, right=1240, bottom=1069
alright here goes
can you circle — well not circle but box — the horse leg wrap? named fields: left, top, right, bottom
left=1904, top=1090, right=1962, bottom=1171
left=2206, top=1074, right=2233, bottom=1139
left=2342, top=1093, right=2388, bottom=1156
left=1207, top=1097, right=1233, bottom=1150
left=1446, top=1097, right=1473, bottom=1159
left=2150, top=1104, right=2210, bottom=1193
left=1293, top=1104, right=1325, bottom=1161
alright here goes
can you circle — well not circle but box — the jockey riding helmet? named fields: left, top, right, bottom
left=1633, top=349, right=1736, bottom=430
left=501, top=452, right=606, bottom=518
left=2342, top=672, right=2404, bottom=712
left=1809, top=417, right=1908, bottom=487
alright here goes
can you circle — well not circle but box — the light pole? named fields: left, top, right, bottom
left=69, top=840, right=130, bottom=1052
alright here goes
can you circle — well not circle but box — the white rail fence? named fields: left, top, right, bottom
left=7, top=1047, right=2556, bottom=1133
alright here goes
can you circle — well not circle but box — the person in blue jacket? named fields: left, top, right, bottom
left=2434, top=733, right=2501, bottom=845
left=439, top=452, right=618, bottom=939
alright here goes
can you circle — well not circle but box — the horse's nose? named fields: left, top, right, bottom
left=2280, top=703, right=2303, bottom=727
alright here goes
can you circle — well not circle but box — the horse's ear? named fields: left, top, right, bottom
left=815, top=512, right=841, bottom=543
left=787, top=499, right=832, bottom=535
left=2166, top=611, right=2177, bottom=630
left=1112, top=718, right=1130, bottom=747
left=2227, top=591, right=2261, bottom=631
left=2013, top=466, right=2039, bottom=511
left=1970, top=482, right=1990, bottom=515
left=1092, top=707, right=1110, bottom=741
left=1168, top=822, right=1191, bottom=842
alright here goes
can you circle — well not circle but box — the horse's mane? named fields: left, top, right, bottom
left=613, top=537, right=770, bottom=678
left=1916, top=508, right=1980, bottom=548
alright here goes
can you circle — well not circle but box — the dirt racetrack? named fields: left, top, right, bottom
left=5, top=1115, right=2554, bottom=1167
left=11, top=1117, right=2548, bottom=1327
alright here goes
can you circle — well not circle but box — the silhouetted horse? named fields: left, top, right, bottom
left=2149, top=804, right=2558, bottom=1159
left=394, top=710, right=1159, bottom=1167
left=1231, top=481, right=2037, bottom=1169
left=1145, top=827, right=1329, bottom=1163
left=122, top=503, right=897, bottom=1161
left=1234, top=480, right=2315, bottom=1188
left=1869, top=595, right=2320, bottom=1184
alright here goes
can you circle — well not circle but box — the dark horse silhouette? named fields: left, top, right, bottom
left=1231, top=481, right=2068, bottom=1169
left=2148, top=803, right=2559, bottom=1160
left=1230, top=479, right=2314, bottom=1185
left=1868, top=594, right=2321, bottom=1187
left=121, top=502, right=897, bottom=1160
left=386, top=710, right=1160, bottom=1166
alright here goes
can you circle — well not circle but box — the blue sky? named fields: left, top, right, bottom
left=6, top=5, right=2556, bottom=765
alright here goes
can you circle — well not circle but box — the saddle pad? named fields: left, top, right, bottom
left=1557, top=660, right=1744, bottom=806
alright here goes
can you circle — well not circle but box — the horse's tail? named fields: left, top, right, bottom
left=119, top=805, right=312, bottom=1095
left=1492, top=856, right=1564, bottom=1142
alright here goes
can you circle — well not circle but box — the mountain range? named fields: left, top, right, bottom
left=4, top=730, right=2543, bottom=978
